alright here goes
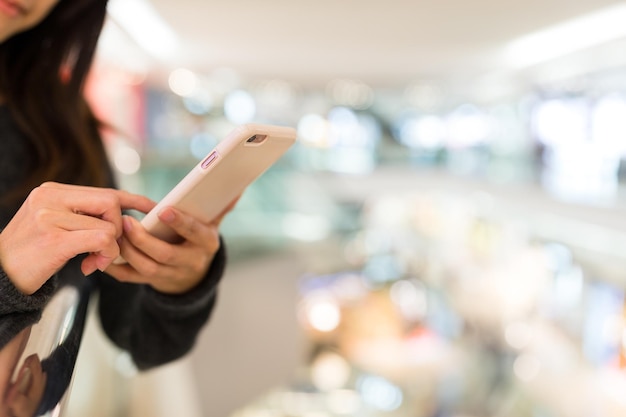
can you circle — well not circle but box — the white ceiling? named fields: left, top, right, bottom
left=102, top=0, right=626, bottom=95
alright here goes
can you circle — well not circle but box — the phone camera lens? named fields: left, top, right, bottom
left=246, top=134, right=267, bottom=144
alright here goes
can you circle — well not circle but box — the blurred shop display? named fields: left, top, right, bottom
left=84, top=4, right=626, bottom=415
left=228, top=192, right=626, bottom=417
left=83, top=30, right=626, bottom=417
left=86, top=62, right=626, bottom=217
left=531, top=92, right=626, bottom=203
left=83, top=61, right=626, bottom=283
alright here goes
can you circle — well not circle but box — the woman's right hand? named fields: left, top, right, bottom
left=0, top=182, right=155, bottom=295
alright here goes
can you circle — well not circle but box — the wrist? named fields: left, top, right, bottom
left=148, top=257, right=213, bottom=295
left=0, top=239, right=37, bottom=295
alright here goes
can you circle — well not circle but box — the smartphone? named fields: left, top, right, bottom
left=117, top=124, right=296, bottom=263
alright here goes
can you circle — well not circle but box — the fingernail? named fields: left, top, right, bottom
left=82, top=264, right=98, bottom=276
left=96, top=256, right=113, bottom=272
left=17, top=367, right=32, bottom=394
left=159, top=208, right=176, bottom=224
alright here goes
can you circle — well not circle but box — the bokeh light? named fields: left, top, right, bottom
left=224, top=89, right=257, bottom=124
left=113, top=145, right=141, bottom=175
left=300, top=293, right=342, bottom=333
left=190, top=132, right=217, bottom=160
left=356, top=375, right=403, bottom=412
left=310, top=351, right=352, bottom=391
left=168, top=68, right=198, bottom=97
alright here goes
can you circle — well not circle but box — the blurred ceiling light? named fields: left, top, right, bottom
left=96, top=21, right=151, bottom=73
left=591, top=94, right=626, bottom=156
left=357, top=376, right=403, bottom=412
left=302, top=297, right=341, bottom=332
left=532, top=98, right=588, bottom=147
left=398, top=114, right=445, bottom=149
left=297, top=114, right=330, bottom=148
left=113, top=145, right=141, bottom=175
left=505, top=3, right=626, bottom=68
left=107, top=0, right=179, bottom=60
left=282, top=213, right=331, bottom=242
left=224, top=89, right=257, bottom=124
left=310, top=352, right=351, bottom=391
left=446, top=104, right=491, bottom=149
left=169, top=68, right=198, bottom=97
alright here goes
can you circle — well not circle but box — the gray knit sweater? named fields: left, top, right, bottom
left=0, top=105, right=226, bottom=369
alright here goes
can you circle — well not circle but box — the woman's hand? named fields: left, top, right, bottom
left=105, top=198, right=238, bottom=295
left=4, top=354, right=47, bottom=417
left=0, top=182, right=155, bottom=295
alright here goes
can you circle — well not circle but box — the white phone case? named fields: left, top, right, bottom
left=114, top=123, right=296, bottom=264
left=143, top=123, right=296, bottom=242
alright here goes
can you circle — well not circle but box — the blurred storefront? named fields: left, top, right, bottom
left=225, top=177, right=626, bottom=417
left=76, top=59, right=626, bottom=416
left=65, top=3, right=626, bottom=416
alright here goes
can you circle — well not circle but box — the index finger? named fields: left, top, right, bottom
left=38, top=182, right=156, bottom=225
left=89, top=190, right=155, bottom=239
left=114, top=189, right=156, bottom=214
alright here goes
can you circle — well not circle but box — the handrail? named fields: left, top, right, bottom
left=0, top=278, right=93, bottom=417
left=316, top=168, right=626, bottom=286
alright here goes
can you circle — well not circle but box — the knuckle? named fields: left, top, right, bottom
left=140, top=262, right=160, bottom=277
left=189, top=255, right=209, bottom=275
left=156, top=250, right=175, bottom=265
left=27, top=186, right=48, bottom=205
left=184, top=251, right=210, bottom=274
left=118, top=190, right=133, bottom=200
left=172, top=273, right=190, bottom=287
left=93, top=230, right=115, bottom=247
left=101, top=192, right=119, bottom=208
left=200, top=233, right=220, bottom=257
left=103, top=220, right=118, bottom=236
left=180, top=217, right=196, bottom=234
left=206, top=236, right=221, bottom=254
left=33, top=207, right=53, bottom=225
left=91, top=233, right=108, bottom=247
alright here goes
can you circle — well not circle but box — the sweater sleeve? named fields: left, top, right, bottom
left=0, top=267, right=58, bottom=316
left=96, top=238, right=227, bottom=370
left=0, top=265, right=58, bottom=349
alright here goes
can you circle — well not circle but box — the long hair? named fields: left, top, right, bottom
left=0, top=0, right=110, bottom=204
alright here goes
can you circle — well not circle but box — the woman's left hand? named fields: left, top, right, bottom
left=105, top=199, right=237, bottom=294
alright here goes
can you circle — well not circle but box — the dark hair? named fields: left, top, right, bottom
left=0, top=0, right=110, bottom=203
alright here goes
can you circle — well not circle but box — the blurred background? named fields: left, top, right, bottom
left=67, top=0, right=626, bottom=416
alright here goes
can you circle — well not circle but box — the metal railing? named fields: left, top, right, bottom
left=1, top=278, right=93, bottom=417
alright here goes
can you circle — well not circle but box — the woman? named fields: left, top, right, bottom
left=0, top=0, right=231, bottom=370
